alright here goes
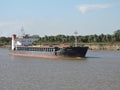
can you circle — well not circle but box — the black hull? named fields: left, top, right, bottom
left=56, top=47, right=88, bottom=57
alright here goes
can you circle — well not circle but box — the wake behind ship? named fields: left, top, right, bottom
left=10, top=34, right=88, bottom=59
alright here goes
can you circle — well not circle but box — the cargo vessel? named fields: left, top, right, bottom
left=10, top=34, right=88, bottom=59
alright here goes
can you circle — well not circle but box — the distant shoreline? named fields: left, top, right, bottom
left=1, top=44, right=120, bottom=51
left=84, top=44, right=120, bottom=50
left=0, top=45, right=11, bottom=48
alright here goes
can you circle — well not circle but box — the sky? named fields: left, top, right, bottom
left=0, top=0, right=120, bottom=37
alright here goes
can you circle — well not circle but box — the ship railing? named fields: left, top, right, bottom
left=15, top=46, right=56, bottom=52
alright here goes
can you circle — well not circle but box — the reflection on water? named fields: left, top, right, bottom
left=0, top=48, right=120, bottom=90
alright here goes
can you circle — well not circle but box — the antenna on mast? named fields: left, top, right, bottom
left=21, top=26, right=25, bottom=36
left=74, top=31, right=78, bottom=47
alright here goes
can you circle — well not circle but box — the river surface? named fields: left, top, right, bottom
left=0, top=48, right=120, bottom=90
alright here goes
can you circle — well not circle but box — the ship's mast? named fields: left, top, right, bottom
left=74, top=31, right=78, bottom=47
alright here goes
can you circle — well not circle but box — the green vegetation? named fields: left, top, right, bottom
left=33, top=29, right=120, bottom=45
left=0, top=29, right=120, bottom=46
left=0, top=37, right=11, bottom=46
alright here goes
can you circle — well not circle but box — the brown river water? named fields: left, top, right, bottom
left=0, top=48, right=120, bottom=90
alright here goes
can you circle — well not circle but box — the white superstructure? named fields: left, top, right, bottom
left=11, top=34, right=39, bottom=50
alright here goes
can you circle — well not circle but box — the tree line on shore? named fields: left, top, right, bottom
left=33, top=29, right=120, bottom=45
left=0, top=30, right=120, bottom=46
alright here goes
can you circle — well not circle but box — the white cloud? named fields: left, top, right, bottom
left=77, top=4, right=115, bottom=14
left=0, top=21, right=31, bottom=36
left=0, top=20, right=32, bottom=28
left=0, top=22, right=16, bottom=27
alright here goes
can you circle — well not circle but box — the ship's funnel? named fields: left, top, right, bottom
left=12, top=34, right=16, bottom=50
left=12, top=34, right=16, bottom=40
